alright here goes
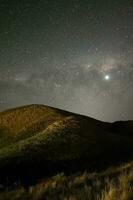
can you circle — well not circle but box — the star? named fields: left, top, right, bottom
left=104, top=75, right=110, bottom=81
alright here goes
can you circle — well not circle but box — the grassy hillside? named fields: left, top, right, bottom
left=0, top=161, right=132, bottom=200
left=0, top=104, right=132, bottom=199
left=0, top=104, right=70, bottom=147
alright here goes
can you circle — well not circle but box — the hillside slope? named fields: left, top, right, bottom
left=0, top=104, right=132, bottom=184
left=0, top=161, right=132, bottom=200
left=0, top=104, right=70, bottom=147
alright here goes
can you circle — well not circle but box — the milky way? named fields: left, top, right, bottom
left=0, top=0, right=133, bottom=121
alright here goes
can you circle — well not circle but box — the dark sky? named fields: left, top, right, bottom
left=0, top=0, right=133, bottom=121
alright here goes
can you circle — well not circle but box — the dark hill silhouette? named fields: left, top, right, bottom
left=0, top=104, right=132, bottom=185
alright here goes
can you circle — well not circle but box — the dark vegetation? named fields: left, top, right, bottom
left=0, top=104, right=132, bottom=199
left=0, top=161, right=132, bottom=200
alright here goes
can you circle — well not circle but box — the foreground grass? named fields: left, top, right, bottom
left=0, top=161, right=132, bottom=200
left=98, top=171, right=133, bottom=200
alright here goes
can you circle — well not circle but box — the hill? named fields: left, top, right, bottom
left=0, top=104, right=132, bottom=186
left=0, top=104, right=69, bottom=148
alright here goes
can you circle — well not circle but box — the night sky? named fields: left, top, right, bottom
left=0, top=0, right=133, bottom=121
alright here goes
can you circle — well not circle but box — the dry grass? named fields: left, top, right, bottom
left=0, top=104, right=67, bottom=147
left=0, top=161, right=132, bottom=200
left=0, top=105, right=132, bottom=199
left=0, top=105, right=66, bottom=135
left=98, top=172, right=133, bottom=200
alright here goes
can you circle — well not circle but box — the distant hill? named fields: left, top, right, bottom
left=0, top=105, right=70, bottom=147
left=0, top=104, right=132, bottom=185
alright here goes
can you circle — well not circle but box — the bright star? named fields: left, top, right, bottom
left=104, top=74, right=110, bottom=80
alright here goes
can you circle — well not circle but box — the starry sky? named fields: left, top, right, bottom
left=0, top=0, right=133, bottom=122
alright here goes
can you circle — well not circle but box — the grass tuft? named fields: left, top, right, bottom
left=0, top=161, right=132, bottom=200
